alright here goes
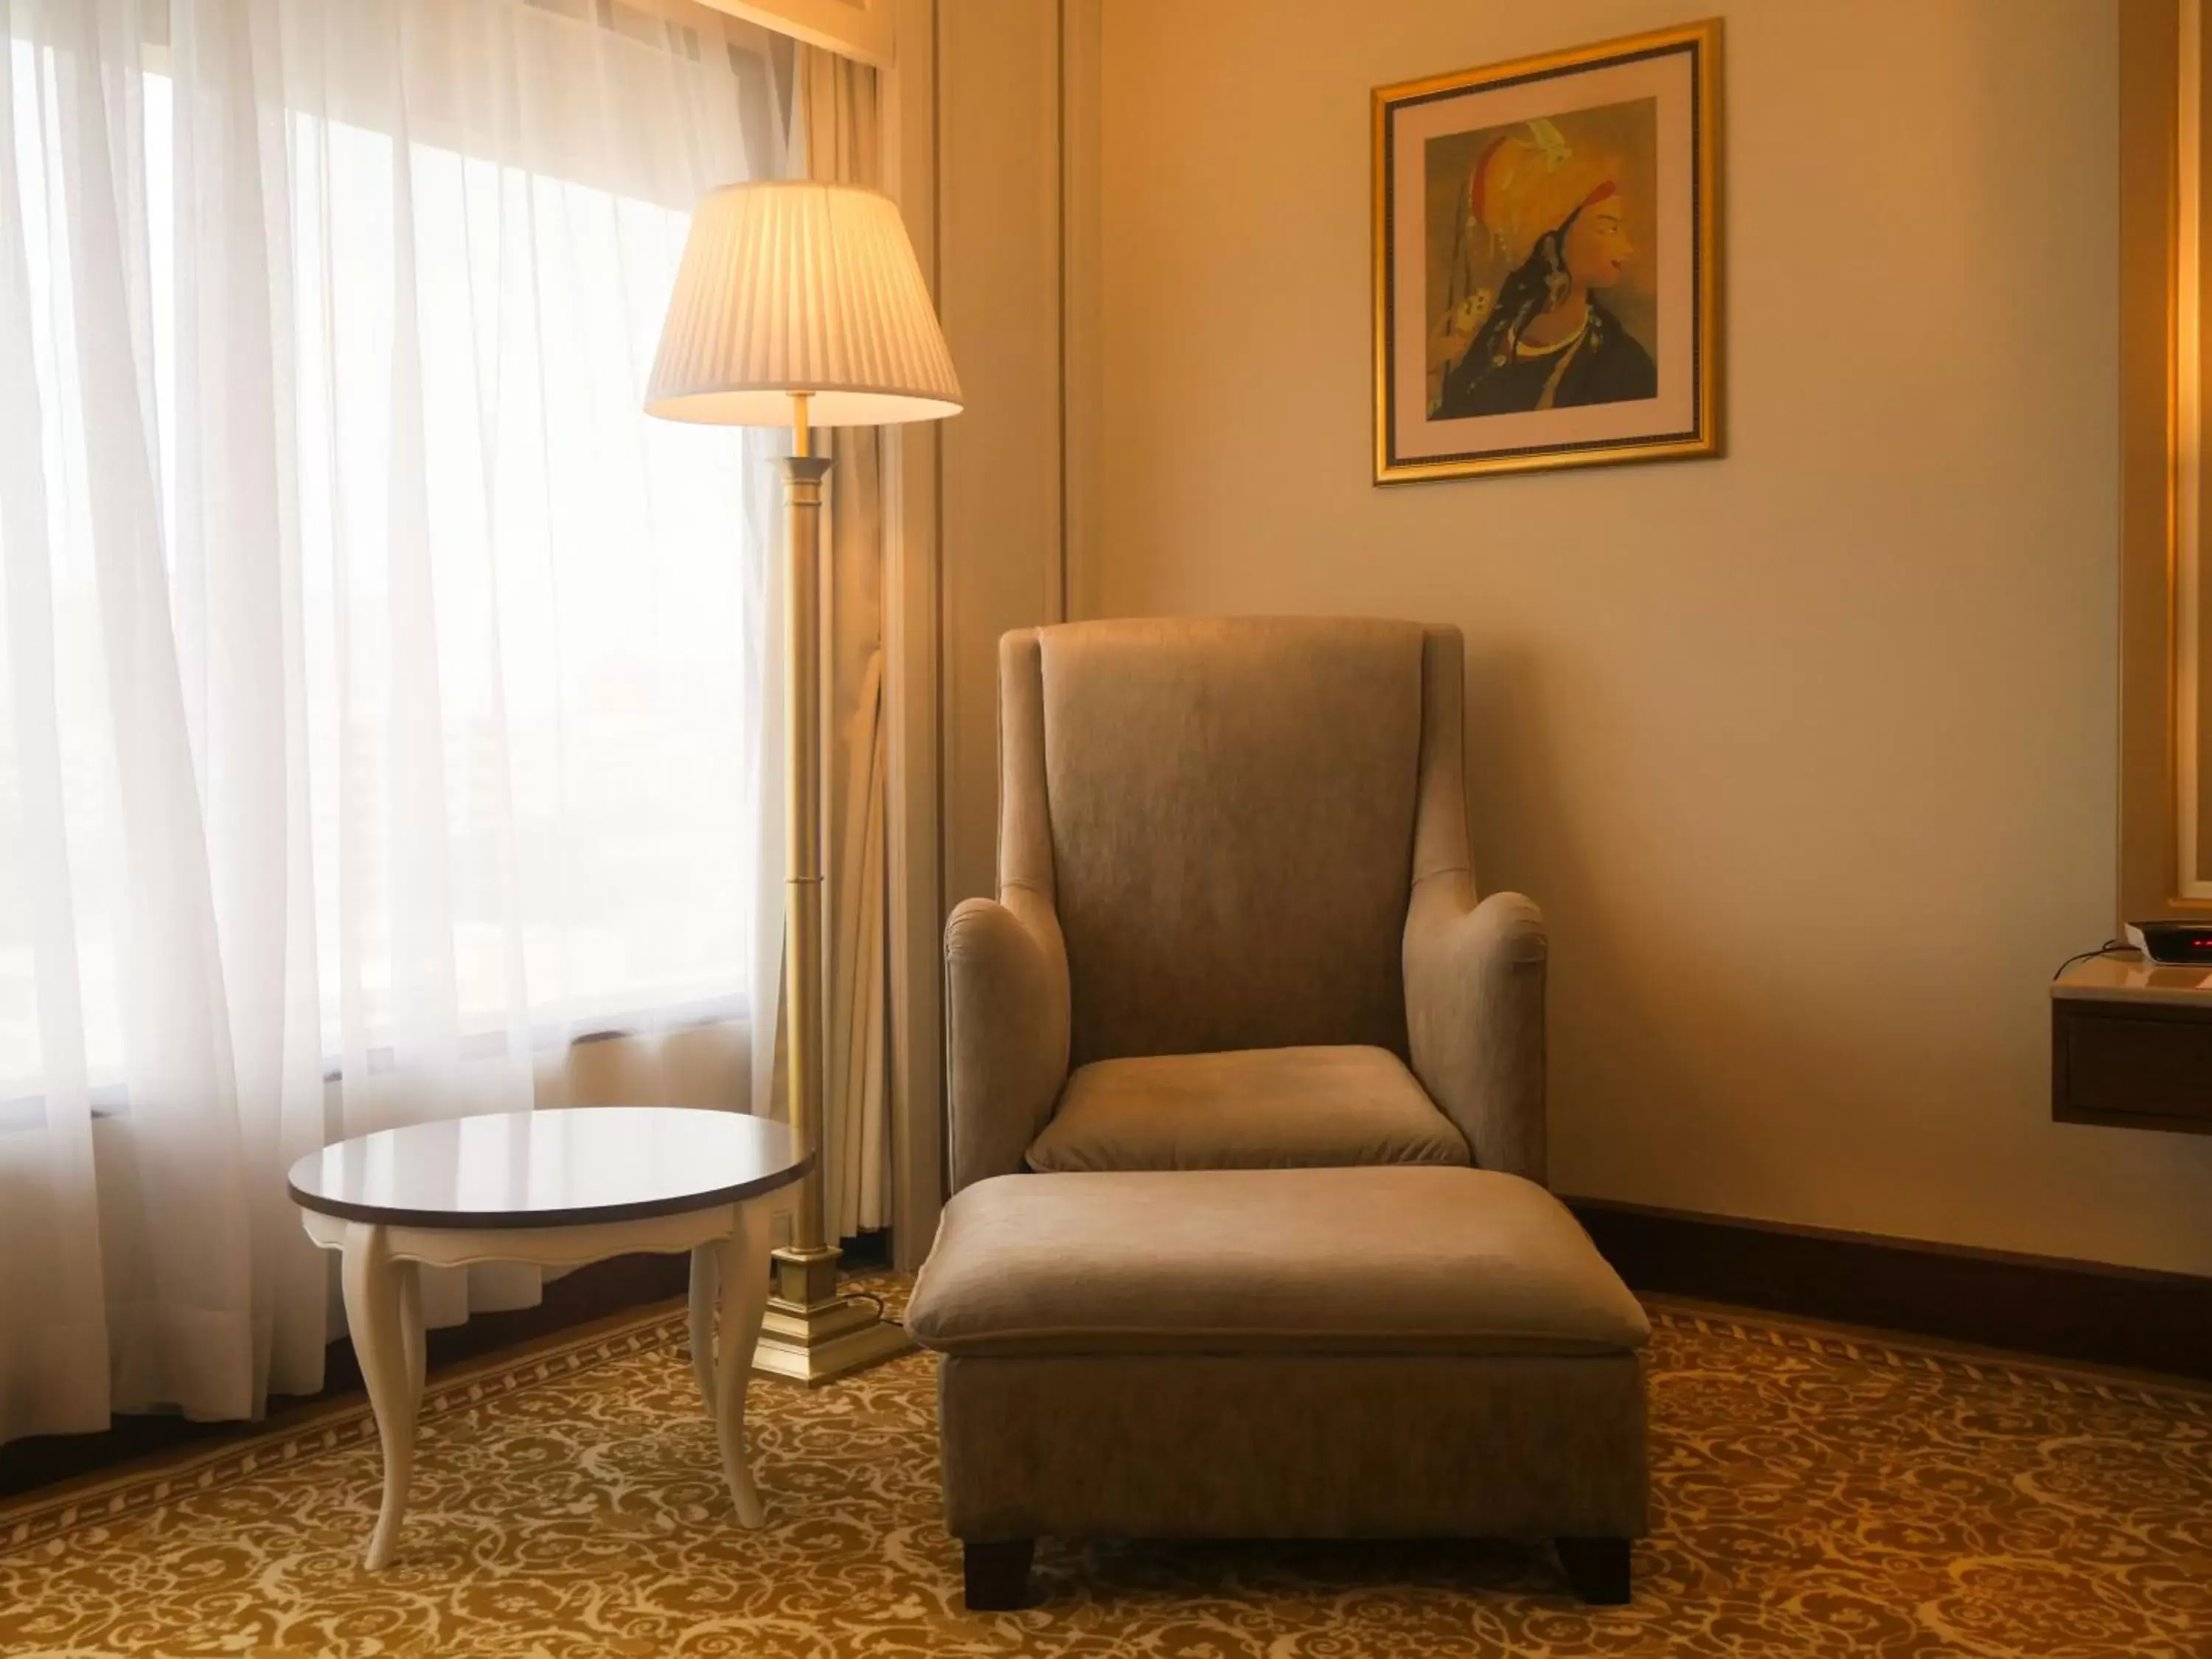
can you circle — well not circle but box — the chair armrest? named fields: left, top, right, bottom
left=945, top=886, right=1071, bottom=1192
left=1402, top=877, right=1548, bottom=1183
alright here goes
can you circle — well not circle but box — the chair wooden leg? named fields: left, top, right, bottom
left=962, top=1537, right=1035, bottom=1611
left=1556, top=1536, right=1632, bottom=1604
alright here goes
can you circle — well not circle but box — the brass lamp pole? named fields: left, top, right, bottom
left=645, top=183, right=961, bottom=1384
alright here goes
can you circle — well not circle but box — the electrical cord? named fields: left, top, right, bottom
left=2051, top=939, right=2131, bottom=981
left=843, top=1290, right=894, bottom=1326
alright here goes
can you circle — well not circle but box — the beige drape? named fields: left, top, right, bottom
left=800, top=47, right=891, bottom=1239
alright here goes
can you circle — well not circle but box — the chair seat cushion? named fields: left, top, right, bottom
left=1023, top=1044, right=1470, bottom=1174
left=907, top=1166, right=1651, bottom=1359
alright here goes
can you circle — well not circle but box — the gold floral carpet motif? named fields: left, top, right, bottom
left=2, top=1281, right=2209, bottom=1658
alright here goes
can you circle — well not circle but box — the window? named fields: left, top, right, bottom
left=0, top=1, right=784, bottom=1100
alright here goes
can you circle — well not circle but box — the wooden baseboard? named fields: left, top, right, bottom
left=1567, top=1197, right=2212, bottom=1382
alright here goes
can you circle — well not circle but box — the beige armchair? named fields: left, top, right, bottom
left=943, top=616, right=1546, bottom=1192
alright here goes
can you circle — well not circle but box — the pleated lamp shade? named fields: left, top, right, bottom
left=646, top=181, right=961, bottom=428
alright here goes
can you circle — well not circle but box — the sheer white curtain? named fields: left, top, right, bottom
left=0, top=0, right=787, bottom=1444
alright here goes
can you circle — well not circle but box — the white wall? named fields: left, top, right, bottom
left=1075, top=0, right=2212, bottom=1273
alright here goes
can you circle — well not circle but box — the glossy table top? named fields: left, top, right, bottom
left=287, top=1107, right=808, bottom=1228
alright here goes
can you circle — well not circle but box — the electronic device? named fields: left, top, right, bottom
left=2124, top=920, right=2212, bottom=964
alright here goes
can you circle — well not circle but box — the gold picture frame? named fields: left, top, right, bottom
left=1373, top=19, right=1721, bottom=484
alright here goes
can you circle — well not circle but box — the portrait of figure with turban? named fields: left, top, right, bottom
left=1427, top=111, right=1658, bottom=418
left=1374, top=21, right=1718, bottom=482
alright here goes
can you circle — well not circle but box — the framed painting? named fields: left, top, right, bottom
left=1373, top=19, right=1720, bottom=484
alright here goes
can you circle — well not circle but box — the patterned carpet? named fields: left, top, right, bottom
left=1, top=1280, right=2209, bottom=1658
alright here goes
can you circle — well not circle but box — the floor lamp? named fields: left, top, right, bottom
left=645, top=181, right=961, bottom=1384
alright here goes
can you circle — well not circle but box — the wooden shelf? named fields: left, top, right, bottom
left=2051, top=953, right=2212, bottom=1135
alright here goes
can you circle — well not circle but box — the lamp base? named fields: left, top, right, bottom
left=751, top=1243, right=915, bottom=1386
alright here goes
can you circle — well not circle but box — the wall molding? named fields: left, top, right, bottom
left=1568, top=1197, right=2212, bottom=1382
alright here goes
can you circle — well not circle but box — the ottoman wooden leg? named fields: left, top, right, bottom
left=1557, top=1537, right=1631, bottom=1604
left=962, top=1538, right=1035, bottom=1611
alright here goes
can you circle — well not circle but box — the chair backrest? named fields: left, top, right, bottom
left=995, top=616, right=1463, bottom=1066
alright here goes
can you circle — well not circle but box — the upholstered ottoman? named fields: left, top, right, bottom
left=906, top=1166, right=1651, bottom=1610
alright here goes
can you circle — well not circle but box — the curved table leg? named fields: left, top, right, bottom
left=714, top=1199, right=776, bottom=1527
left=399, top=1261, right=425, bottom=1419
left=341, top=1221, right=416, bottom=1570
left=687, top=1242, right=719, bottom=1419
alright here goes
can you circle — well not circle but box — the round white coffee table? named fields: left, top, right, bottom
left=288, top=1106, right=808, bottom=1569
